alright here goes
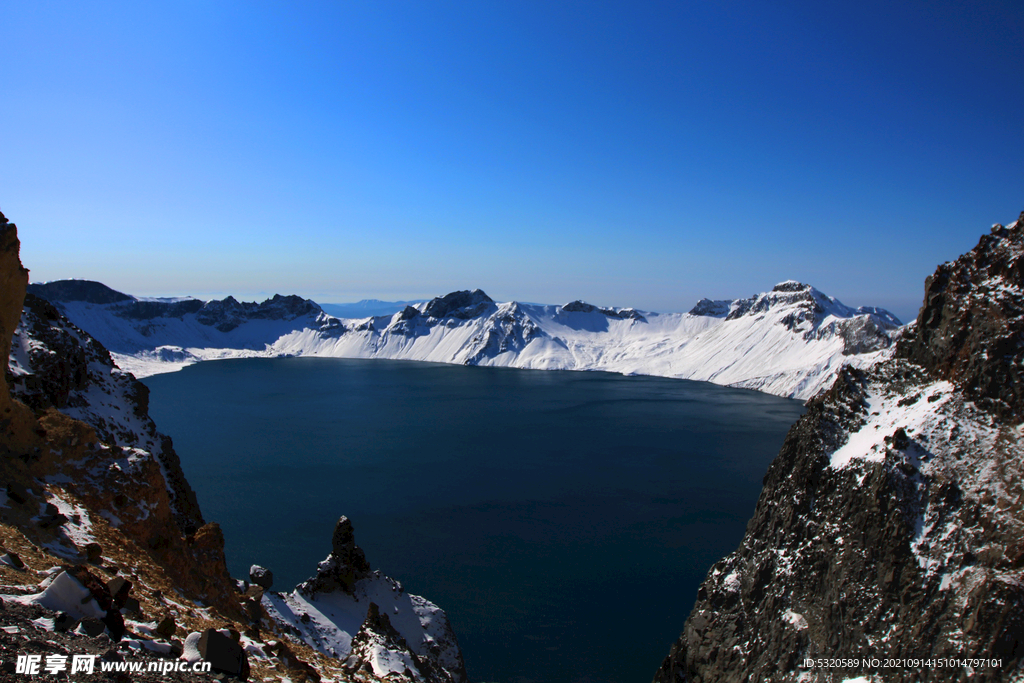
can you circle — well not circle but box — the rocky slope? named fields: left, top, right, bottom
left=1, top=210, right=466, bottom=682
left=32, top=278, right=902, bottom=401
left=653, top=214, right=1024, bottom=682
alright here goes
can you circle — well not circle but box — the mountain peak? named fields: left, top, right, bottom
left=771, top=280, right=809, bottom=293
left=422, top=289, right=494, bottom=319
left=28, top=279, right=133, bottom=305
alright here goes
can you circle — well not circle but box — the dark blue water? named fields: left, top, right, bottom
left=143, top=358, right=804, bottom=683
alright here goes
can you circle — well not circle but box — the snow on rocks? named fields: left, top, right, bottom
left=2, top=569, right=111, bottom=626
left=260, top=516, right=466, bottom=683
left=782, top=609, right=808, bottom=631
left=249, top=564, right=273, bottom=590
left=9, top=293, right=206, bottom=536
left=822, top=361, right=1023, bottom=599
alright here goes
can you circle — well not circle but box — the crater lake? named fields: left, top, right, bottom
left=143, top=357, right=805, bottom=683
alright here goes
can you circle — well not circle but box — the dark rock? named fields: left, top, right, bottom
left=653, top=212, right=1024, bottom=683
left=2, top=551, right=25, bottom=569
left=248, top=564, right=273, bottom=590
left=298, top=516, right=371, bottom=596
left=36, top=513, right=68, bottom=529
left=79, top=618, right=106, bottom=637
left=54, top=612, right=79, bottom=633
left=8, top=294, right=206, bottom=536
left=121, top=596, right=141, bottom=616
left=84, top=542, right=103, bottom=563
left=889, top=427, right=910, bottom=450
left=155, top=615, right=176, bottom=639
left=264, top=640, right=321, bottom=682
left=688, top=298, right=732, bottom=317
left=116, top=299, right=204, bottom=320
left=6, top=481, right=31, bottom=505
left=344, top=602, right=449, bottom=682
left=6, top=295, right=91, bottom=410
left=219, top=625, right=241, bottom=643
left=243, top=597, right=261, bottom=624
left=773, top=280, right=808, bottom=292
left=331, top=516, right=370, bottom=572
left=423, top=290, right=493, bottom=319
left=106, top=576, right=132, bottom=608
left=194, top=294, right=321, bottom=333
left=197, top=628, right=250, bottom=679
left=561, top=300, right=597, bottom=313
left=60, top=566, right=124, bottom=640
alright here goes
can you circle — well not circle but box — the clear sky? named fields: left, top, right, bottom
left=2, top=1, right=1022, bottom=323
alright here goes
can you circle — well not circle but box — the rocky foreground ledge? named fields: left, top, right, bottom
left=654, top=214, right=1024, bottom=683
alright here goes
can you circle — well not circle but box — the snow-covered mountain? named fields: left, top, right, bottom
left=29, top=279, right=902, bottom=400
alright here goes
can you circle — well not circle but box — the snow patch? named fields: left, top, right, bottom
left=782, top=609, right=808, bottom=631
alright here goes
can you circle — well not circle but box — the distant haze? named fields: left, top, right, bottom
left=4, top=2, right=1022, bottom=326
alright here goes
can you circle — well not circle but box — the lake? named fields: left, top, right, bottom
left=143, top=357, right=805, bottom=683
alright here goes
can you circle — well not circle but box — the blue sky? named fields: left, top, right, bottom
left=2, top=1, right=1022, bottom=323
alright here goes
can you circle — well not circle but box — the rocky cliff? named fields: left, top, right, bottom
left=653, top=214, right=1024, bottom=682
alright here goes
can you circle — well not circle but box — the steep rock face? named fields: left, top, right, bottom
left=654, top=214, right=1024, bottom=683
left=298, top=515, right=372, bottom=595
left=9, top=293, right=205, bottom=536
left=0, top=211, right=39, bottom=465
left=0, top=213, right=29, bottom=366
left=898, top=213, right=1024, bottom=420
left=1, top=214, right=242, bottom=621
left=388, top=289, right=498, bottom=336
left=461, top=301, right=543, bottom=363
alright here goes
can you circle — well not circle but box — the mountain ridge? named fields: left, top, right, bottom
left=29, top=280, right=903, bottom=401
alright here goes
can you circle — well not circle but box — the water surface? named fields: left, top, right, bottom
left=144, top=358, right=805, bottom=683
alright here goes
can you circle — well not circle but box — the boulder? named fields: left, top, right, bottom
left=84, top=542, right=103, bottom=563
left=154, top=615, right=176, bottom=639
left=197, top=628, right=250, bottom=679
left=248, top=564, right=273, bottom=590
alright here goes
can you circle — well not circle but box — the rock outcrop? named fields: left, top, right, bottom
left=262, top=516, right=467, bottom=683
left=654, top=214, right=1024, bottom=682
left=898, top=216, right=1024, bottom=421
left=297, top=515, right=372, bottom=596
